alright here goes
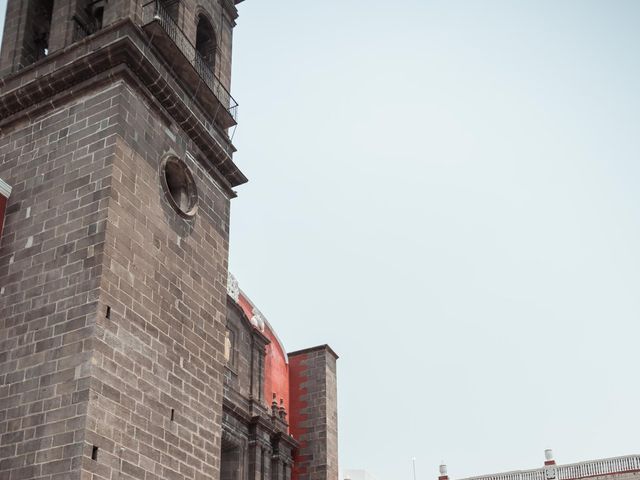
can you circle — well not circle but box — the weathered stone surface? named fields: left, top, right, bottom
left=0, top=1, right=242, bottom=478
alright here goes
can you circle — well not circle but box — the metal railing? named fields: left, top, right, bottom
left=557, top=456, right=640, bottom=480
left=462, top=469, right=545, bottom=480
left=141, top=0, right=238, bottom=122
left=461, top=456, right=640, bottom=480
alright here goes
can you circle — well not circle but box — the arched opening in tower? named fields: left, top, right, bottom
left=85, top=0, right=106, bottom=31
left=28, top=0, right=54, bottom=63
left=195, top=14, right=217, bottom=75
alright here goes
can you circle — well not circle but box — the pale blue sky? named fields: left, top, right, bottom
left=2, top=2, right=639, bottom=480
left=229, top=2, right=640, bottom=480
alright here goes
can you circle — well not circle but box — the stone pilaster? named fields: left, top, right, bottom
left=288, top=346, right=339, bottom=480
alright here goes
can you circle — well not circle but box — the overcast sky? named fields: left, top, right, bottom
left=2, top=2, right=640, bottom=480
left=229, top=2, right=640, bottom=480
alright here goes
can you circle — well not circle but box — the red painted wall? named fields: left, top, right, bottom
left=0, top=195, right=7, bottom=242
left=289, top=352, right=310, bottom=479
left=237, top=294, right=254, bottom=321
left=263, top=324, right=290, bottom=415
left=235, top=293, right=290, bottom=417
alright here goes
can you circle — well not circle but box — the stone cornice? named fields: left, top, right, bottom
left=288, top=344, right=339, bottom=360
left=223, top=396, right=285, bottom=437
left=223, top=0, right=240, bottom=22
left=271, top=431, right=299, bottom=455
left=0, top=19, right=247, bottom=195
left=251, top=327, right=271, bottom=348
left=250, top=413, right=276, bottom=432
left=226, top=296, right=271, bottom=346
left=223, top=395, right=253, bottom=423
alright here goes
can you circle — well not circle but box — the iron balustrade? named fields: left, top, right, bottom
left=142, top=0, right=238, bottom=123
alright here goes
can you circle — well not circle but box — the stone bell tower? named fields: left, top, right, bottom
left=0, top=1, right=247, bottom=479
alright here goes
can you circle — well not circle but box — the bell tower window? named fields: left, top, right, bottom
left=29, top=0, right=54, bottom=63
left=72, top=1, right=107, bottom=41
left=88, top=1, right=105, bottom=31
left=195, top=14, right=217, bottom=74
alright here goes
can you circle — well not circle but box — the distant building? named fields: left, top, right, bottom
left=438, top=451, right=640, bottom=480
left=343, top=469, right=379, bottom=480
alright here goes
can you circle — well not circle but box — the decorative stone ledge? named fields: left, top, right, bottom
left=227, top=272, right=240, bottom=302
left=288, top=344, right=339, bottom=360
left=0, top=19, right=247, bottom=193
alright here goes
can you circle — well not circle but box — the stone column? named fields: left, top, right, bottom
left=248, top=442, right=262, bottom=480
left=263, top=447, right=272, bottom=480
left=272, top=459, right=284, bottom=480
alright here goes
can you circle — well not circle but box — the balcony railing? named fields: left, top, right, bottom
left=460, top=455, right=640, bottom=480
left=557, top=456, right=640, bottom=480
left=141, top=0, right=238, bottom=124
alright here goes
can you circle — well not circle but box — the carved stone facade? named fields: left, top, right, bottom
left=223, top=278, right=339, bottom=480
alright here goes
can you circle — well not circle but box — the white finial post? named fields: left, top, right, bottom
left=439, top=464, right=449, bottom=480
left=545, top=449, right=556, bottom=466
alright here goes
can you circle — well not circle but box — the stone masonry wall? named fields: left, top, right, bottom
left=0, top=82, right=119, bottom=480
left=81, top=80, right=232, bottom=480
left=0, top=72, right=233, bottom=479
